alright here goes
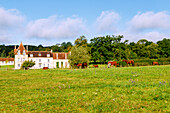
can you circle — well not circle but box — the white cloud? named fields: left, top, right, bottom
left=95, top=11, right=120, bottom=33
left=129, top=11, right=170, bottom=31
left=26, top=15, right=86, bottom=39
left=116, top=31, right=169, bottom=43
left=0, top=35, right=11, bottom=43
left=144, top=31, right=168, bottom=42
left=0, top=8, right=24, bottom=29
left=0, top=7, right=24, bottom=43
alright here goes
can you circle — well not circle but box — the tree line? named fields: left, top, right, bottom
left=0, top=42, right=73, bottom=58
left=0, top=35, right=169, bottom=63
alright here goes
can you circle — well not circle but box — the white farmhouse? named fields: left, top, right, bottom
left=14, top=42, right=70, bottom=69
left=0, top=58, right=14, bottom=66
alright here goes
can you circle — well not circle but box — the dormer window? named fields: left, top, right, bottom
left=23, top=50, right=25, bottom=56
left=38, top=53, right=41, bottom=56
left=30, top=54, right=33, bottom=57
left=47, top=54, right=50, bottom=57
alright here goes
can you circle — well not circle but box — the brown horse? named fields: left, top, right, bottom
left=153, top=62, right=159, bottom=65
left=122, top=60, right=134, bottom=65
left=93, top=65, right=98, bottom=68
left=82, top=63, right=88, bottom=68
left=77, top=64, right=82, bottom=67
left=74, top=63, right=88, bottom=68
left=108, top=61, right=117, bottom=66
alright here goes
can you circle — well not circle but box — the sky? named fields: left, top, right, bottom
left=0, top=0, right=170, bottom=46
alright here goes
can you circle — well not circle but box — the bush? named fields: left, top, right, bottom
left=157, top=58, right=170, bottom=65
left=134, top=58, right=155, bottom=65
left=117, top=61, right=127, bottom=67
left=133, top=58, right=170, bottom=66
left=21, top=60, right=35, bottom=69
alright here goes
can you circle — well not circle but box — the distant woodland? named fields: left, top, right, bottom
left=0, top=35, right=169, bottom=62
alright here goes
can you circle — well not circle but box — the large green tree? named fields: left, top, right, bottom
left=90, top=35, right=132, bottom=62
left=90, top=35, right=115, bottom=62
left=74, top=35, right=87, bottom=47
left=157, top=38, right=170, bottom=57
left=68, top=46, right=90, bottom=68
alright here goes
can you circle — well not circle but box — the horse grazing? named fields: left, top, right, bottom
left=108, top=61, right=117, bottom=66
left=74, top=63, right=88, bottom=68
left=74, top=63, right=82, bottom=68
left=82, top=63, right=88, bottom=68
left=122, top=60, right=134, bottom=66
left=93, top=65, right=98, bottom=68
left=153, top=62, right=159, bottom=65
left=77, top=64, right=82, bottom=67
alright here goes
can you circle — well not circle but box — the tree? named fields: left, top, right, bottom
left=90, top=35, right=115, bottom=63
left=68, top=46, right=90, bottom=68
left=51, top=45, right=62, bottom=52
left=146, top=43, right=160, bottom=58
left=137, top=39, right=148, bottom=44
left=38, top=44, right=43, bottom=51
left=21, top=60, right=35, bottom=69
left=157, top=38, right=170, bottom=57
left=74, top=35, right=87, bottom=47
left=0, top=50, right=6, bottom=58
left=8, top=50, right=14, bottom=58
left=60, top=42, right=73, bottom=52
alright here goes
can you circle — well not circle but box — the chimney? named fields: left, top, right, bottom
left=14, top=45, right=16, bottom=49
left=65, top=53, right=67, bottom=59
left=26, top=45, right=28, bottom=51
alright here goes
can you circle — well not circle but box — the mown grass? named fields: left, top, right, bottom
left=0, top=65, right=170, bottom=112
left=0, top=65, right=14, bottom=70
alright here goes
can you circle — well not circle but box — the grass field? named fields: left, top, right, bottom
left=0, top=65, right=170, bottom=112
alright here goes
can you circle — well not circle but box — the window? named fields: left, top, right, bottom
left=47, top=59, right=50, bottom=62
left=2, top=61, right=4, bottom=64
left=18, top=50, right=20, bottom=55
left=23, top=50, right=25, bottom=56
left=48, top=64, right=49, bottom=68
left=39, top=59, right=41, bottom=62
left=39, top=64, right=41, bottom=67
left=43, top=64, right=45, bottom=67
left=38, top=53, right=41, bottom=56
left=47, top=54, right=50, bottom=57
left=18, top=64, right=20, bottom=67
left=30, top=54, right=33, bottom=57
left=18, top=58, right=20, bottom=62
left=23, top=58, right=25, bottom=62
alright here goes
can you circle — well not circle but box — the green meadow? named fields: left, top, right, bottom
left=0, top=65, right=169, bottom=112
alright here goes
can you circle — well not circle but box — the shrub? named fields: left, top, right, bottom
left=21, top=60, right=35, bottom=69
left=133, top=58, right=170, bottom=66
left=117, top=61, right=127, bottom=67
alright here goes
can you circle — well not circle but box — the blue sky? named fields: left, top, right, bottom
left=0, top=0, right=170, bottom=45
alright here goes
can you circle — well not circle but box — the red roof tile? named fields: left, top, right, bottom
left=0, top=58, right=14, bottom=61
left=14, top=42, right=27, bottom=55
left=53, top=53, right=69, bottom=59
left=28, top=51, right=53, bottom=57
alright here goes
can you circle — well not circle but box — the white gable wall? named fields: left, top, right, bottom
left=15, top=54, right=28, bottom=69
